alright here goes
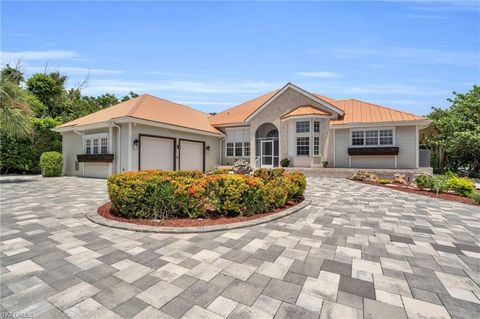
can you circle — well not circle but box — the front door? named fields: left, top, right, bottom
left=261, top=139, right=274, bottom=168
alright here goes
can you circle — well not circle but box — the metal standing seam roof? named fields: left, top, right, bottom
left=58, top=94, right=223, bottom=135
left=57, top=88, right=426, bottom=133
left=208, top=90, right=426, bottom=126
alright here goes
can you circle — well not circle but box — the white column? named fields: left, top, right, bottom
left=127, top=123, right=132, bottom=171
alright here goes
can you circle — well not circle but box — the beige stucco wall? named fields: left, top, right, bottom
left=248, top=87, right=336, bottom=167
left=124, top=124, right=221, bottom=172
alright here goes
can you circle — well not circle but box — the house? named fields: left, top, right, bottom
left=53, top=83, right=430, bottom=178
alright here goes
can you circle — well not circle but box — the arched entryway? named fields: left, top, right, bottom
left=255, top=123, right=279, bottom=168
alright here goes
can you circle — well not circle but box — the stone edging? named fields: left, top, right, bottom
left=85, top=199, right=311, bottom=233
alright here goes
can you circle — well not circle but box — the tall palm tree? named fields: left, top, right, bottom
left=0, top=78, right=33, bottom=139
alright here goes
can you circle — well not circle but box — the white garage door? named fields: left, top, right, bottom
left=179, top=139, right=204, bottom=172
left=351, top=155, right=395, bottom=169
left=140, top=135, right=175, bottom=170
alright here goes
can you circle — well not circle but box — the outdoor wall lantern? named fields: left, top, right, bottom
left=206, top=145, right=211, bottom=151
left=133, top=139, right=139, bottom=150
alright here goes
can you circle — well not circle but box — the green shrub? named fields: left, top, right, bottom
left=39, top=151, right=63, bottom=177
left=378, top=178, right=391, bottom=185
left=284, top=171, right=307, bottom=200
left=468, top=191, right=480, bottom=205
left=447, top=176, right=476, bottom=196
left=253, top=168, right=285, bottom=180
left=432, top=175, right=450, bottom=194
left=107, top=168, right=306, bottom=219
left=208, top=168, right=231, bottom=175
left=415, top=175, right=434, bottom=190
left=280, top=158, right=290, bottom=167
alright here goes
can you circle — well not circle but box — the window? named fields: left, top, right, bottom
left=235, top=142, right=243, bottom=157
left=313, top=137, right=320, bottom=156
left=352, top=131, right=365, bottom=146
left=244, top=142, right=250, bottom=156
left=101, top=138, right=108, bottom=154
left=296, top=137, right=309, bottom=156
left=84, top=134, right=109, bottom=154
left=93, top=139, right=99, bottom=154
left=351, top=129, right=394, bottom=146
left=296, top=121, right=310, bottom=133
left=226, top=142, right=234, bottom=157
left=85, top=140, right=92, bottom=154
left=380, top=130, right=393, bottom=145
left=314, top=121, right=320, bottom=133
left=365, top=130, right=378, bottom=145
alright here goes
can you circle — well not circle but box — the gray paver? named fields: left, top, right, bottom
left=1, top=175, right=479, bottom=318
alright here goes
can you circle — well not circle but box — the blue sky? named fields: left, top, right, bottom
left=2, top=0, right=479, bottom=115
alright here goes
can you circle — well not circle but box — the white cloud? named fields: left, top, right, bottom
left=340, top=84, right=449, bottom=97
left=81, top=79, right=279, bottom=95
left=0, top=50, right=78, bottom=62
left=28, top=65, right=122, bottom=75
left=296, top=71, right=342, bottom=78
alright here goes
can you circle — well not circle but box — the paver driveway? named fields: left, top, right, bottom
left=1, top=176, right=480, bottom=319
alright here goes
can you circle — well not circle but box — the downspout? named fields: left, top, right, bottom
left=73, top=129, right=85, bottom=177
left=219, top=138, right=224, bottom=167
left=111, top=121, right=121, bottom=173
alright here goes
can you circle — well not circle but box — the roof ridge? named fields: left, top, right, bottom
left=341, top=98, right=424, bottom=118
left=145, top=94, right=211, bottom=117
left=127, top=95, right=148, bottom=116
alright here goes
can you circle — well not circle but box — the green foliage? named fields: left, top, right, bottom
left=107, top=169, right=306, bottom=219
left=378, top=178, right=391, bottom=185
left=468, top=191, right=480, bottom=205
left=432, top=175, right=450, bottom=194
left=415, top=175, right=434, bottom=190
left=26, top=72, right=66, bottom=118
left=253, top=168, right=285, bottom=180
left=39, top=151, right=63, bottom=177
left=447, top=175, right=476, bottom=196
left=280, top=158, right=290, bottom=167
left=422, top=85, right=480, bottom=177
left=208, top=168, right=231, bottom=175
left=0, top=77, right=32, bottom=138
left=1, top=63, right=24, bottom=85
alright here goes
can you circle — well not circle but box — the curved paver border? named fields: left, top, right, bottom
left=85, top=198, right=311, bottom=233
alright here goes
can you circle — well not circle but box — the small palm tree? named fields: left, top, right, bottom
left=0, top=78, right=33, bottom=139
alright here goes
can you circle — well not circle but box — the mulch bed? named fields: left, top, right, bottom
left=97, top=197, right=304, bottom=227
left=355, top=180, right=476, bottom=206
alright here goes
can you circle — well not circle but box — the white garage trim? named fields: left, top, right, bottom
left=138, top=134, right=176, bottom=171
left=179, top=139, right=205, bottom=172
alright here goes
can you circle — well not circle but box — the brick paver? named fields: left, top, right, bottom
left=1, top=175, right=480, bottom=318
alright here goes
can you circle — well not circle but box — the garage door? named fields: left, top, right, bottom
left=351, top=155, right=395, bottom=169
left=140, top=135, right=175, bottom=170
left=179, top=139, right=204, bottom=172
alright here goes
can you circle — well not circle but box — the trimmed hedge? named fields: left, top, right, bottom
left=107, top=169, right=306, bottom=219
left=39, top=151, right=63, bottom=177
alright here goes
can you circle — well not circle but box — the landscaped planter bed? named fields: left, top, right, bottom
left=97, top=197, right=304, bottom=227
left=103, top=168, right=307, bottom=228
left=355, top=180, right=477, bottom=206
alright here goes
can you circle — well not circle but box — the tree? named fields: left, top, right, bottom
left=0, top=76, right=32, bottom=139
left=26, top=72, right=67, bottom=118
left=1, top=63, right=24, bottom=85
left=121, top=91, right=139, bottom=102
left=422, top=85, right=480, bottom=177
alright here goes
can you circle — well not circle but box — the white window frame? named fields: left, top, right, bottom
left=244, top=141, right=250, bottom=157
left=296, top=121, right=310, bottom=133
left=226, top=142, right=234, bottom=157
left=83, top=133, right=109, bottom=155
left=296, top=137, right=310, bottom=156
left=349, top=127, right=396, bottom=147
left=225, top=127, right=250, bottom=158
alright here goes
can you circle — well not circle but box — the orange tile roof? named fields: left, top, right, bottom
left=281, top=105, right=332, bottom=119
left=58, top=94, right=222, bottom=135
